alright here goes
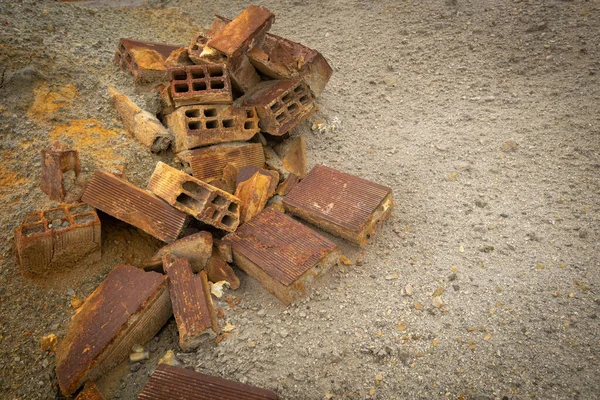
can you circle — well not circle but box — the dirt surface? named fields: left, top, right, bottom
left=0, top=0, right=599, bottom=399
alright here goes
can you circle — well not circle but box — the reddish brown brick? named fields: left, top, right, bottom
left=168, top=64, right=232, bottom=107
left=40, top=141, right=81, bottom=202
left=114, top=38, right=180, bottom=84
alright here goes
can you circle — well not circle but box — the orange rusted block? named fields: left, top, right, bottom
left=41, top=141, right=81, bottom=202
left=165, top=104, right=259, bottom=152
left=177, top=142, right=265, bottom=182
left=214, top=239, right=233, bottom=264
left=206, top=247, right=239, bottom=289
left=239, top=79, right=315, bottom=136
left=274, top=136, right=307, bottom=179
left=164, top=47, right=193, bottom=68
left=56, top=265, right=172, bottom=396
left=14, top=203, right=101, bottom=276
left=75, top=381, right=105, bottom=400
left=114, top=38, right=180, bottom=84
left=168, top=64, right=232, bottom=107
left=139, top=231, right=213, bottom=273
left=224, top=208, right=340, bottom=304
left=207, top=5, right=275, bottom=59
left=147, top=162, right=241, bottom=232
left=82, top=171, right=189, bottom=243
left=163, top=255, right=219, bottom=351
left=275, top=173, right=299, bottom=196
left=283, top=165, right=394, bottom=245
left=234, top=171, right=273, bottom=224
left=138, top=364, right=278, bottom=400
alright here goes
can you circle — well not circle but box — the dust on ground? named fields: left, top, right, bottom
left=0, top=0, right=598, bottom=399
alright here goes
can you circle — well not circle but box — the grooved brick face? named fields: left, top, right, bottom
left=168, top=64, right=233, bottom=106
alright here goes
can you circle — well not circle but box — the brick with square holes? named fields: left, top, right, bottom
left=147, top=162, right=241, bottom=232
left=168, top=64, right=232, bottom=107
left=114, top=38, right=180, bottom=84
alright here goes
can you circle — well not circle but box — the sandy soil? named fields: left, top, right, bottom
left=0, top=0, right=598, bottom=399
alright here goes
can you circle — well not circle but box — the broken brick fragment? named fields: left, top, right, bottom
left=147, top=162, right=241, bottom=232
left=14, top=203, right=101, bottom=276
left=177, top=142, right=265, bottom=182
left=164, top=47, right=194, bottom=68
left=165, top=104, right=259, bottom=152
left=236, top=165, right=279, bottom=196
left=224, top=208, right=340, bottom=304
left=274, top=136, right=307, bottom=178
left=275, top=173, right=299, bottom=196
left=214, top=239, right=233, bottom=264
left=239, top=79, right=315, bottom=136
left=56, top=265, right=172, bottom=396
left=207, top=5, right=275, bottom=60
left=206, top=247, right=240, bottom=289
left=108, top=87, right=172, bottom=153
left=163, top=255, right=219, bottom=351
left=41, top=141, right=81, bottom=202
left=82, top=171, right=189, bottom=243
left=234, top=171, right=274, bottom=224
left=137, top=364, right=278, bottom=400
left=139, top=231, right=212, bottom=273
left=168, top=64, right=232, bottom=107
left=283, top=164, right=394, bottom=245
left=114, top=38, right=180, bottom=84
left=75, top=382, right=105, bottom=400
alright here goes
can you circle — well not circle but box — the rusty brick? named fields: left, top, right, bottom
left=139, top=231, right=212, bottom=273
left=14, top=203, right=101, bottom=276
left=177, top=142, right=265, bottom=182
left=275, top=173, right=299, bottom=196
left=235, top=171, right=274, bottom=224
left=164, top=47, right=193, bottom=68
left=75, top=382, right=105, bottom=400
left=187, top=34, right=210, bottom=65
left=168, top=64, right=232, bottom=107
left=41, top=141, right=81, bottom=202
left=228, top=54, right=261, bottom=94
left=239, top=79, right=315, bottom=136
left=224, top=208, right=340, bottom=304
left=263, top=146, right=290, bottom=181
left=247, top=33, right=333, bottom=97
left=147, top=162, right=241, bottom=232
left=163, top=255, right=219, bottom=351
left=211, top=15, right=332, bottom=97
left=138, top=364, right=278, bottom=400
left=206, top=247, right=240, bottom=289
left=236, top=165, right=279, bottom=196
left=207, top=5, right=275, bottom=59
left=274, top=136, right=307, bottom=178
left=214, top=239, right=233, bottom=264
left=266, top=195, right=285, bottom=213
left=165, top=104, right=259, bottom=152
left=283, top=165, right=394, bottom=245
left=56, top=265, right=171, bottom=396
left=114, top=38, right=180, bottom=84
left=108, top=87, right=172, bottom=153
left=82, top=171, right=189, bottom=243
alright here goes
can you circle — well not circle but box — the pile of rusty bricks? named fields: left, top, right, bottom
left=15, top=6, right=394, bottom=399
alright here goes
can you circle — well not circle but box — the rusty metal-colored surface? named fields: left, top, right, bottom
left=138, top=364, right=279, bottom=400
left=81, top=171, right=189, bottom=243
left=56, top=265, right=172, bottom=396
left=108, top=87, right=172, bottom=153
left=274, top=136, right=306, bottom=178
left=239, top=79, right=315, bottom=136
left=207, top=247, right=240, bottom=289
left=263, top=146, right=290, bottom=181
left=139, top=231, right=212, bottom=273
left=236, top=165, right=279, bottom=196
left=165, top=104, right=259, bottom=152
left=224, top=208, right=340, bottom=304
left=177, top=142, right=265, bottom=182
left=163, top=255, right=219, bottom=351
left=207, top=5, right=275, bottom=59
left=234, top=171, right=273, bottom=224
left=228, top=54, right=261, bottom=93
left=168, top=64, right=232, bottom=107
left=41, top=141, right=81, bottom=202
left=275, top=173, right=298, bottom=196
left=247, top=33, right=333, bottom=97
left=14, top=203, right=101, bottom=276
left=214, top=238, right=233, bottom=264
left=114, top=38, right=180, bottom=84
left=164, top=47, right=193, bottom=68
left=283, top=164, right=394, bottom=245
left=75, top=381, right=105, bottom=400
left=147, top=162, right=241, bottom=232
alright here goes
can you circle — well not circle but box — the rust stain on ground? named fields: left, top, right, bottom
left=48, top=119, right=125, bottom=170
left=28, top=82, right=78, bottom=121
left=0, top=150, right=28, bottom=201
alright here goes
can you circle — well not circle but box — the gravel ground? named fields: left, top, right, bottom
left=0, top=0, right=598, bottom=399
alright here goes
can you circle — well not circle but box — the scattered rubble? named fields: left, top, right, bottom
left=138, top=364, right=278, bottom=399
left=40, top=141, right=81, bottom=202
left=138, top=231, right=213, bottom=273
